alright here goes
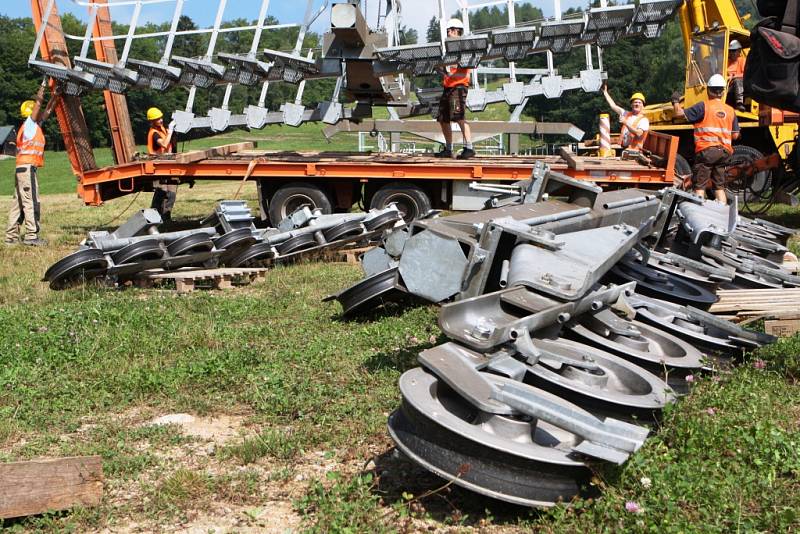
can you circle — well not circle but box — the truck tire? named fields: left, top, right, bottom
left=730, top=145, right=771, bottom=198
left=269, top=183, right=332, bottom=225
left=370, top=183, right=432, bottom=222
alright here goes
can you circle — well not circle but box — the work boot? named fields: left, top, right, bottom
left=736, top=103, right=747, bottom=112
left=457, top=148, right=476, bottom=160
left=22, top=238, right=47, bottom=247
left=4, top=238, right=16, bottom=245
left=434, top=147, right=453, bottom=158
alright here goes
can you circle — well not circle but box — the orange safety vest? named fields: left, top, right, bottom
left=694, top=99, right=735, bottom=154
left=621, top=112, right=648, bottom=151
left=16, top=121, right=45, bottom=168
left=147, top=124, right=173, bottom=155
left=727, top=55, right=745, bottom=79
left=442, top=66, right=471, bottom=88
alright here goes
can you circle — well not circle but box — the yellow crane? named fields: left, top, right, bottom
left=644, top=0, right=798, bottom=196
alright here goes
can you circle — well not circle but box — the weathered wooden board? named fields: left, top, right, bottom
left=0, top=456, right=103, bottom=519
left=174, top=142, right=255, bottom=164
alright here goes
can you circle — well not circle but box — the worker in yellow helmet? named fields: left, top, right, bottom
left=146, top=107, right=179, bottom=222
left=5, top=80, right=59, bottom=246
left=602, top=84, right=650, bottom=155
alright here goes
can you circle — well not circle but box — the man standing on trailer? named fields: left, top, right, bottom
left=602, top=84, right=649, bottom=155
left=672, top=74, right=740, bottom=203
left=146, top=107, right=178, bottom=221
left=435, top=18, right=475, bottom=160
left=5, top=81, right=58, bottom=246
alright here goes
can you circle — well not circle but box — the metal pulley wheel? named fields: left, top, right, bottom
left=322, top=220, right=364, bottom=242
left=521, top=337, right=675, bottom=418
left=214, top=228, right=257, bottom=251
left=567, top=314, right=705, bottom=375
left=364, top=210, right=402, bottom=232
left=228, top=242, right=275, bottom=267
left=276, top=233, right=318, bottom=255
left=325, top=267, right=407, bottom=316
left=388, top=367, right=592, bottom=508
left=112, top=239, right=165, bottom=265
left=44, top=249, right=109, bottom=290
left=607, top=259, right=718, bottom=309
left=167, top=233, right=214, bottom=257
left=629, top=299, right=761, bottom=353
left=645, top=256, right=719, bottom=289
left=701, top=255, right=785, bottom=289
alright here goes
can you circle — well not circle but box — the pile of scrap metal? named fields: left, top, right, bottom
left=43, top=201, right=402, bottom=290
left=328, top=163, right=795, bottom=507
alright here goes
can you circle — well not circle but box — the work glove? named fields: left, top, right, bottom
left=671, top=90, right=683, bottom=104
left=167, top=120, right=176, bottom=134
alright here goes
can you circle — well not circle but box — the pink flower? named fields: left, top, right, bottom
left=625, top=501, right=642, bottom=513
left=753, top=359, right=766, bottom=370
left=685, top=374, right=695, bottom=383
left=706, top=407, right=716, bottom=416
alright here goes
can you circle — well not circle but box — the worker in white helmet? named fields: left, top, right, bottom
left=672, top=74, right=741, bottom=203
left=726, top=39, right=746, bottom=111
left=435, top=18, right=475, bottom=160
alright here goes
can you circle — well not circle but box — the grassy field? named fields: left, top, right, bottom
left=1, top=139, right=799, bottom=532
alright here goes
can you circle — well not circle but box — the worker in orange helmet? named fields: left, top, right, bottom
left=146, top=107, right=179, bottom=222
left=672, top=74, right=741, bottom=203
left=5, top=80, right=59, bottom=246
left=435, top=18, right=475, bottom=160
left=726, top=40, right=746, bottom=111
left=602, top=83, right=649, bottom=156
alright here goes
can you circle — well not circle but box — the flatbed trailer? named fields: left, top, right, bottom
left=29, top=0, right=681, bottom=224
left=79, top=132, right=678, bottom=223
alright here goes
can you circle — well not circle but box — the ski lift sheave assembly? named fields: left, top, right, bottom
left=28, top=0, right=683, bottom=132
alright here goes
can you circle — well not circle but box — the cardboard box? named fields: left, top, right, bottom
left=765, top=318, right=800, bottom=338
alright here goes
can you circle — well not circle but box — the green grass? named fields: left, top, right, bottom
left=0, top=136, right=799, bottom=531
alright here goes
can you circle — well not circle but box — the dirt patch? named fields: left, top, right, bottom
left=144, top=413, right=248, bottom=444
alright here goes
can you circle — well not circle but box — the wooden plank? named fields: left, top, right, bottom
left=173, top=142, right=255, bottom=164
left=0, top=456, right=103, bottom=519
left=559, top=146, right=585, bottom=171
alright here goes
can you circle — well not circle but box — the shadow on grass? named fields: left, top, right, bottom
left=369, top=446, right=546, bottom=526
left=328, top=296, right=429, bottom=324
left=361, top=335, right=446, bottom=373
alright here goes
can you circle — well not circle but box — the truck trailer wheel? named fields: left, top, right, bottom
left=370, top=183, right=431, bottom=222
left=730, top=145, right=772, bottom=199
left=269, top=183, right=332, bottom=225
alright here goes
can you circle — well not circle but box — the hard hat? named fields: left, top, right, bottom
left=446, top=18, right=465, bottom=30
left=629, top=92, right=646, bottom=104
left=708, top=74, right=726, bottom=89
left=20, top=100, right=35, bottom=118
left=147, top=107, right=163, bottom=121
left=729, top=39, right=742, bottom=50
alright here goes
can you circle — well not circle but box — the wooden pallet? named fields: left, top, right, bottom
left=709, top=288, right=800, bottom=322
left=134, top=267, right=268, bottom=293
left=323, top=245, right=375, bottom=264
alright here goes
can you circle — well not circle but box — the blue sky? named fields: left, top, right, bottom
left=1, top=1, right=587, bottom=41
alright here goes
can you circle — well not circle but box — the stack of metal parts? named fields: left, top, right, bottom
left=329, top=166, right=786, bottom=507
left=43, top=201, right=402, bottom=290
